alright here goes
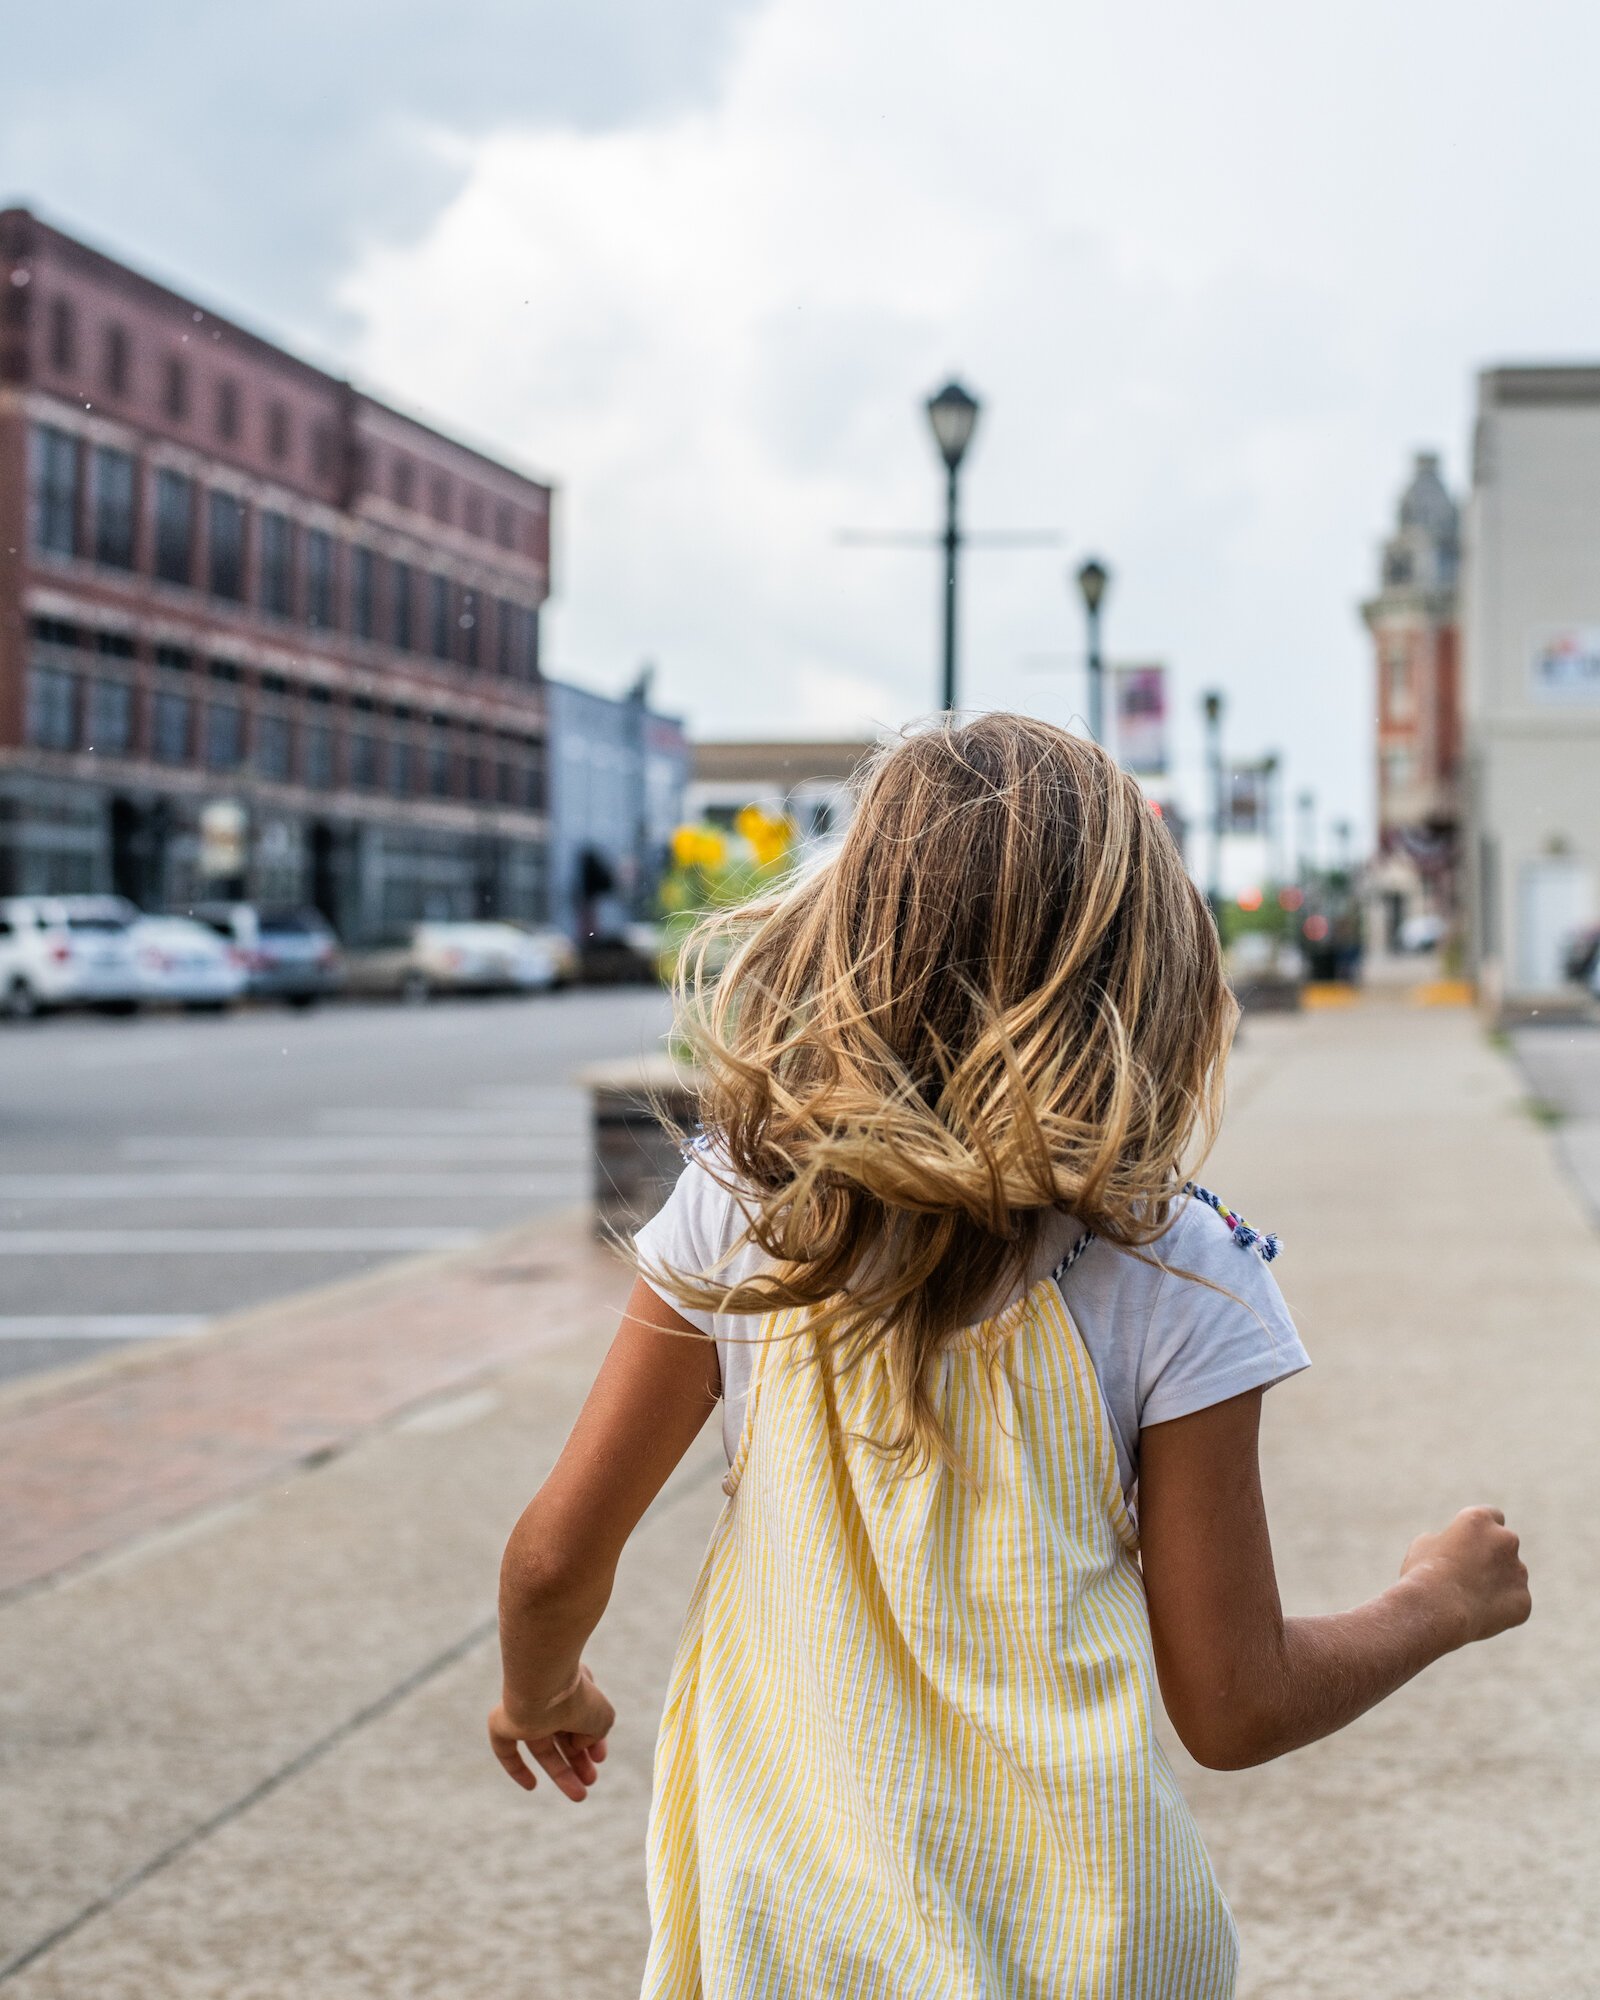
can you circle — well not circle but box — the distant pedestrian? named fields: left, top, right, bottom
left=491, top=714, right=1530, bottom=1997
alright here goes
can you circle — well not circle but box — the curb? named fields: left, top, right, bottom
left=0, top=1201, right=598, bottom=1424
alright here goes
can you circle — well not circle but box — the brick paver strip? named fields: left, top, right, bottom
left=0, top=1212, right=624, bottom=1597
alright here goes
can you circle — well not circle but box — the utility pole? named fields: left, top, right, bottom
left=1202, top=690, right=1225, bottom=912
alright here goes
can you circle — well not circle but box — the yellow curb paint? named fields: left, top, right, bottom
left=1302, top=983, right=1360, bottom=1009
left=1412, top=979, right=1476, bottom=1008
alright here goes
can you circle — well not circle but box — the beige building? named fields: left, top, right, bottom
left=687, top=738, right=877, bottom=849
left=1463, top=366, right=1600, bottom=1009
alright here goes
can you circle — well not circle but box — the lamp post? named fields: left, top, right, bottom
left=1075, top=558, right=1111, bottom=745
left=925, top=381, right=981, bottom=711
left=1296, top=788, right=1316, bottom=886
left=1202, top=689, right=1225, bottom=912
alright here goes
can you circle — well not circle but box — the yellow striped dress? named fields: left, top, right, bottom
left=643, top=1253, right=1240, bottom=1998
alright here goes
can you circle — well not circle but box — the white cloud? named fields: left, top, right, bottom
left=339, top=0, right=1600, bottom=848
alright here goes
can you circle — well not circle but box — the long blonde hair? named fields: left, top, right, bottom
left=647, top=712, right=1236, bottom=1467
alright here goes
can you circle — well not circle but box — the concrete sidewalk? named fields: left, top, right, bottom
left=4, top=1004, right=1598, bottom=1997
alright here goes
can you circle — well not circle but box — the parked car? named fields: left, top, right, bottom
left=504, top=923, right=579, bottom=991
left=129, top=915, right=248, bottom=1011
left=1563, top=922, right=1600, bottom=988
left=0, top=895, right=142, bottom=1019
left=188, top=902, right=342, bottom=1007
left=342, top=921, right=526, bottom=1003
left=579, top=922, right=666, bottom=987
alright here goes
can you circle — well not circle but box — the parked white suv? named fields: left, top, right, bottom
left=0, top=896, right=143, bottom=1019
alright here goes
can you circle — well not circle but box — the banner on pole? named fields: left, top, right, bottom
left=1113, top=664, right=1168, bottom=775
left=1226, top=761, right=1271, bottom=836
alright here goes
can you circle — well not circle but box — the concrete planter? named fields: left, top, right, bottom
left=578, top=1053, right=701, bottom=1239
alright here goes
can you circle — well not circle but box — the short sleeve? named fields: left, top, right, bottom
left=632, top=1152, right=763, bottom=1336
left=1136, top=1198, right=1309, bottom=1430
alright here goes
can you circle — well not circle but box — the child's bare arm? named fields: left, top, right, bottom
left=489, top=1277, right=720, bottom=1799
left=1138, top=1389, right=1530, bottom=1771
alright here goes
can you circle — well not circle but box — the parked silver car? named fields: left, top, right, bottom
left=188, top=903, right=342, bottom=1008
left=129, top=916, right=248, bottom=1012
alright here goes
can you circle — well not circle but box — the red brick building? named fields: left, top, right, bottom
left=0, top=208, right=552, bottom=938
left=1360, top=451, right=1462, bottom=949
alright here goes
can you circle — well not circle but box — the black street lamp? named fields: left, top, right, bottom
left=1075, top=557, right=1111, bottom=744
left=925, top=381, right=981, bottom=711
left=1202, top=689, right=1225, bottom=912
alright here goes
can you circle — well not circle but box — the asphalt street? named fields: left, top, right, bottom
left=1510, top=1020, right=1600, bottom=1225
left=0, top=989, right=673, bottom=1385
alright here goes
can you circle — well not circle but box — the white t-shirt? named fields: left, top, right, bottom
left=634, top=1154, right=1309, bottom=1500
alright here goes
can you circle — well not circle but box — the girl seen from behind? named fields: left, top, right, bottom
left=491, top=714, right=1529, bottom=1998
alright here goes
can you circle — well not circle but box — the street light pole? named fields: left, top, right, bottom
left=1202, top=689, right=1225, bottom=911
left=925, top=381, right=981, bottom=712
left=1297, top=788, right=1316, bottom=886
left=1075, top=558, right=1110, bottom=745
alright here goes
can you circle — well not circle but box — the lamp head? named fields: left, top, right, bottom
left=925, top=380, right=981, bottom=471
left=1075, top=557, right=1110, bottom=614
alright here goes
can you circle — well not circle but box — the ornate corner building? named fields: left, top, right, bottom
left=0, top=208, right=552, bottom=940
left=1360, top=451, right=1462, bottom=950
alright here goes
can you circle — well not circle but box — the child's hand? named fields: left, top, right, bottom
left=1399, top=1505, right=1532, bottom=1648
left=488, top=1664, right=616, bottom=1800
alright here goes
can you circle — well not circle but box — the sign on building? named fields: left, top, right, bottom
left=1530, top=628, right=1600, bottom=703
left=1113, top=664, right=1168, bottom=775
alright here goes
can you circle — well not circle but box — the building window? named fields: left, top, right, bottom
left=392, top=456, right=415, bottom=508
left=305, top=529, right=336, bottom=630
left=1382, top=747, right=1415, bottom=791
left=208, top=491, right=247, bottom=600
left=206, top=701, right=244, bottom=770
left=29, top=425, right=79, bottom=557
left=351, top=729, right=380, bottom=790
left=154, top=470, right=195, bottom=584
left=259, top=511, right=293, bottom=617
left=430, top=473, right=452, bottom=523
left=152, top=688, right=190, bottom=763
left=391, top=733, right=413, bottom=797
left=266, top=401, right=290, bottom=461
left=314, top=422, right=340, bottom=484
left=464, top=490, right=484, bottom=536
left=216, top=377, right=241, bottom=441
left=103, top=323, right=132, bottom=397
left=515, top=605, right=540, bottom=680
left=305, top=721, right=335, bottom=790
left=48, top=296, right=76, bottom=372
left=256, top=712, right=292, bottom=782
left=392, top=561, right=414, bottom=650
left=163, top=355, right=189, bottom=420
left=26, top=665, right=79, bottom=750
left=93, top=446, right=137, bottom=570
left=429, top=574, right=452, bottom=660
left=522, top=752, right=544, bottom=813
left=352, top=546, right=378, bottom=640
left=495, top=502, right=514, bottom=549
left=428, top=722, right=451, bottom=797
left=458, top=590, right=479, bottom=669
left=1387, top=649, right=1413, bottom=716
left=86, top=678, right=134, bottom=756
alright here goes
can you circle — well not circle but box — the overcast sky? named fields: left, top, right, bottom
left=7, top=0, right=1600, bottom=849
